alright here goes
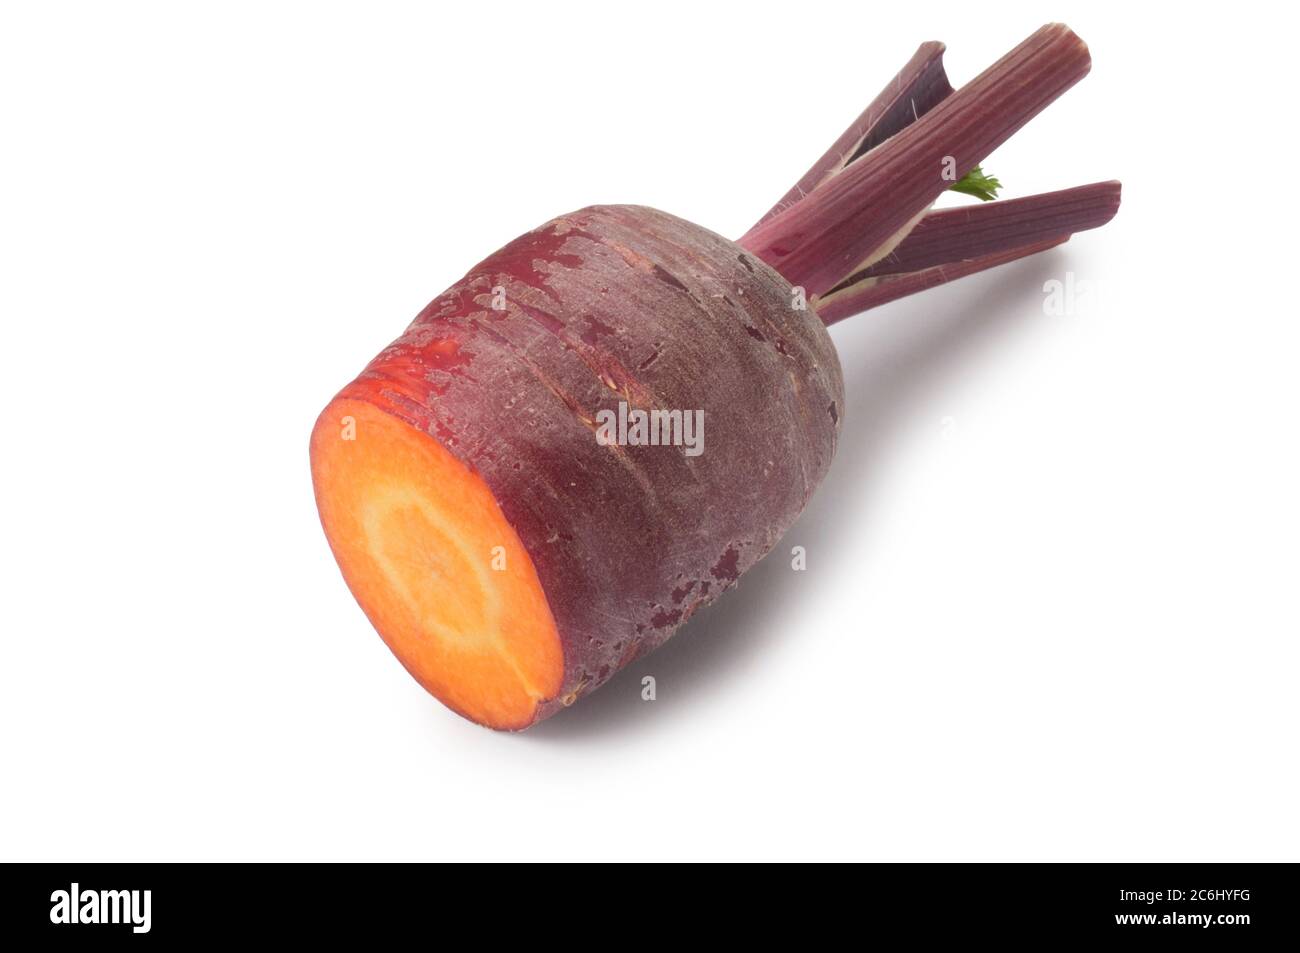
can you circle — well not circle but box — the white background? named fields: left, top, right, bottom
left=2, top=1, right=1296, bottom=862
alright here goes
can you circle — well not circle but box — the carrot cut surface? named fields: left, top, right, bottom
left=311, top=397, right=563, bottom=729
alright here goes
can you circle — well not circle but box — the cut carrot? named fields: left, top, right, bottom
left=310, top=25, right=1119, bottom=729
left=310, top=397, right=563, bottom=729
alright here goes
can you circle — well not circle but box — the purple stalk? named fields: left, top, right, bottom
left=835, top=180, right=1121, bottom=284
left=815, top=235, right=1070, bottom=325
left=753, top=42, right=953, bottom=228
left=739, top=24, right=1093, bottom=299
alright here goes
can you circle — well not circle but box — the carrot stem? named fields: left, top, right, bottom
left=739, top=24, right=1092, bottom=298
left=834, top=180, right=1120, bottom=285
left=815, top=235, right=1070, bottom=325
left=752, top=41, right=953, bottom=228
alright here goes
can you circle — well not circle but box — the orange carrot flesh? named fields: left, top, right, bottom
left=311, top=397, right=563, bottom=729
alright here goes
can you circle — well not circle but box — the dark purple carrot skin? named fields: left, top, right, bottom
left=740, top=24, right=1093, bottom=299
left=815, top=235, right=1071, bottom=324
left=754, top=41, right=953, bottom=228
left=843, top=181, right=1121, bottom=282
left=338, top=206, right=842, bottom=723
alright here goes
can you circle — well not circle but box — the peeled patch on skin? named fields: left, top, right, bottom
left=336, top=205, right=843, bottom=726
